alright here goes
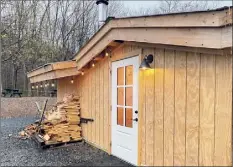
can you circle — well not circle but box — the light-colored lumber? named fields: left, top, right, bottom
left=103, top=58, right=109, bottom=151
left=164, top=49, right=175, bottom=166
left=214, top=54, right=232, bottom=166
left=95, top=63, right=100, bottom=145
left=99, top=60, right=104, bottom=147
left=199, top=54, right=215, bottom=166
left=144, top=48, right=155, bottom=166
left=139, top=61, right=146, bottom=165
left=174, top=51, right=186, bottom=166
left=153, top=48, right=164, bottom=166
left=186, top=52, right=200, bottom=166
left=41, top=94, right=82, bottom=143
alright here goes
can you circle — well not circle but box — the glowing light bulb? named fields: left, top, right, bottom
left=71, top=79, right=74, bottom=84
left=81, top=71, right=84, bottom=75
left=92, top=63, right=95, bottom=67
left=51, top=83, right=55, bottom=87
left=40, top=84, right=43, bottom=88
left=36, top=85, right=39, bottom=89
left=105, top=52, right=109, bottom=57
left=32, top=86, right=34, bottom=89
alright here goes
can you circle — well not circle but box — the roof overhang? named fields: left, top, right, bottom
left=27, top=61, right=79, bottom=83
left=74, top=7, right=232, bottom=71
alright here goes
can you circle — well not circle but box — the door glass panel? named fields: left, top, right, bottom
left=125, top=65, right=133, bottom=85
left=125, top=87, right=133, bottom=106
left=125, top=108, right=133, bottom=128
left=116, top=64, right=134, bottom=129
left=117, top=107, right=124, bottom=126
left=117, top=67, right=124, bottom=85
left=117, top=88, right=124, bottom=105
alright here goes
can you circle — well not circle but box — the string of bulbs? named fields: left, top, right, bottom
left=32, top=49, right=110, bottom=88
left=31, top=82, right=55, bottom=89
left=75, top=49, right=110, bottom=82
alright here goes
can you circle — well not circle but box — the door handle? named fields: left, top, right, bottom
left=132, top=118, right=138, bottom=122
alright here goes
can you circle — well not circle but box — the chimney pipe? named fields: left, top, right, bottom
left=96, top=0, right=109, bottom=28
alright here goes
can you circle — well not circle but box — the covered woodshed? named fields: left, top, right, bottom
left=27, top=5, right=232, bottom=166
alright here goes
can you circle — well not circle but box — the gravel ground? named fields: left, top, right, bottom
left=1, top=97, right=57, bottom=118
left=0, top=116, right=130, bottom=166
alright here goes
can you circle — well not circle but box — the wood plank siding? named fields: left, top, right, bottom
left=57, top=44, right=232, bottom=166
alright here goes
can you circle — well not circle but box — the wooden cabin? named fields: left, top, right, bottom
left=27, top=7, right=232, bottom=166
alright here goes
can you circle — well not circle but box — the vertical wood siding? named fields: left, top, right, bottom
left=57, top=44, right=232, bottom=166
left=57, top=77, right=78, bottom=101
left=139, top=47, right=232, bottom=166
left=186, top=52, right=200, bottom=166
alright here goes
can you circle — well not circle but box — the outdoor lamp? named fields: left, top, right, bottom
left=139, top=54, right=154, bottom=70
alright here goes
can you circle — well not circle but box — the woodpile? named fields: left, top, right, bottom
left=41, top=94, right=81, bottom=144
left=20, top=94, right=82, bottom=144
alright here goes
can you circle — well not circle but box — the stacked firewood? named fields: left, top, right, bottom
left=40, top=94, right=82, bottom=144
left=19, top=94, right=82, bottom=144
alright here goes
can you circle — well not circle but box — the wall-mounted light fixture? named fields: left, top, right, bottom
left=139, top=54, right=154, bottom=70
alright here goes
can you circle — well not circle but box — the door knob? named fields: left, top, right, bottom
left=132, top=118, right=138, bottom=122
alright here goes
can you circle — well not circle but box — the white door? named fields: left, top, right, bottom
left=111, top=56, right=139, bottom=165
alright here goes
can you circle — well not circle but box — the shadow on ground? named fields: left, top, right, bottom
left=0, top=116, right=131, bottom=166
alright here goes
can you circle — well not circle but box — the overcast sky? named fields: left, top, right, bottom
left=122, top=0, right=232, bottom=11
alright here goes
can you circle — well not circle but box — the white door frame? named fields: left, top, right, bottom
left=111, top=56, right=139, bottom=165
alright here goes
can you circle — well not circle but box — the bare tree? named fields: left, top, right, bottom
left=1, top=0, right=129, bottom=93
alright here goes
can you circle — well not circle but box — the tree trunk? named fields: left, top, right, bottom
left=23, top=62, right=28, bottom=93
left=14, top=69, right=18, bottom=89
left=12, top=63, right=15, bottom=89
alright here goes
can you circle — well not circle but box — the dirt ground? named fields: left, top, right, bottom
left=1, top=97, right=57, bottom=118
left=0, top=116, right=130, bottom=166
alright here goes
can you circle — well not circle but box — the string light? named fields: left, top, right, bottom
left=32, top=85, right=34, bottom=89
left=70, top=79, right=74, bottom=84
left=51, top=83, right=55, bottom=87
left=92, top=62, right=95, bottom=67
left=40, top=84, right=43, bottom=88
left=105, top=52, right=109, bottom=57
left=81, top=71, right=84, bottom=75
left=36, top=85, right=39, bottom=89
left=45, top=83, right=48, bottom=87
